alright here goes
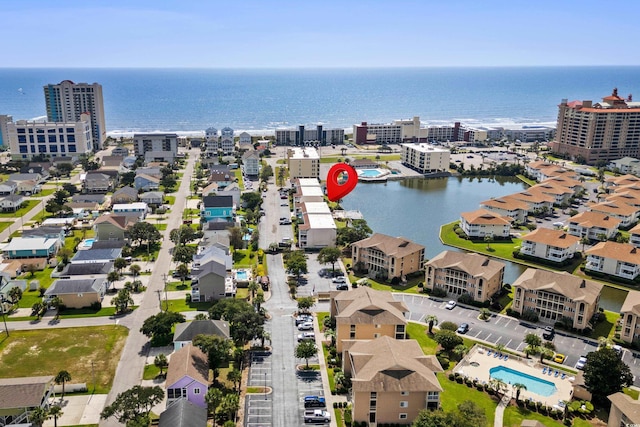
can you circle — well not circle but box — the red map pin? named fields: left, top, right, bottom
left=326, top=163, right=358, bottom=202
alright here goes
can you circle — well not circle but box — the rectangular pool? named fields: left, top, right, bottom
left=489, top=365, right=557, bottom=397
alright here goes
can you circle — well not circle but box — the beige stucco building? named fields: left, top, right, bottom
left=287, top=147, right=319, bottom=179
left=459, top=209, right=511, bottom=238
left=400, top=143, right=450, bottom=174
left=619, top=290, right=640, bottom=344
left=425, top=250, right=505, bottom=302
left=519, top=228, right=580, bottom=263
left=608, top=392, right=640, bottom=427
left=330, top=287, right=408, bottom=353
left=351, top=233, right=425, bottom=281
left=343, top=336, right=443, bottom=426
left=586, top=241, right=640, bottom=281
left=511, top=268, right=603, bottom=330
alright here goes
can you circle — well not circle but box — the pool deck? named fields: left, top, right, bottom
left=454, top=346, right=574, bottom=409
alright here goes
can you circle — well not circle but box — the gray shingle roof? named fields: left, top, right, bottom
left=63, top=262, right=114, bottom=276
left=159, top=399, right=207, bottom=427
left=45, top=278, right=104, bottom=295
left=173, top=320, right=231, bottom=342
left=0, top=376, right=54, bottom=409
left=71, top=248, right=122, bottom=262
left=202, top=195, right=233, bottom=208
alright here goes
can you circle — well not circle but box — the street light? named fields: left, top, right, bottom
left=1, top=299, right=9, bottom=337
left=162, top=273, right=168, bottom=311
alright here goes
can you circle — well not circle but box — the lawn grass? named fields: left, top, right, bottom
left=233, top=249, right=256, bottom=268
left=516, top=174, right=536, bottom=186
left=406, top=322, right=438, bottom=355
left=154, top=223, right=168, bottom=231
left=234, top=169, right=244, bottom=190
left=347, top=272, right=422, bottom=294
left=317, top=312, right=330, bottom=331
left=589, top=309, right=618, bottom=339
left=624, top=387, right=640, bottom=400
left=0, top=326, right=128, bottom=394
left=165, top=281, right=191, bottom=292
left=502, top=406, right=565, bottom=427
left=143, top=364, right=162, bottom=380
left=0, top=200, right=40, bottom=218
left=164, top=195, right=176, bottom=205
left=17, top=267, right=56, bottom=294
left=31, top=188, right=56, bottom=197
left=334, top=409, right=344, bottom=427
left=235, top=288, right=249, bottom=300
left=164, top=298, right=213, bottom=313
left=438, top=373, right=497, bottom=426
left=0, top=221, right=12, bottom=233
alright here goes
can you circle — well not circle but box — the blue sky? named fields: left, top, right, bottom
left=3, top=0, right=639, bottom=68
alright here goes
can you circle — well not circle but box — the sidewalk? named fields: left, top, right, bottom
left=314, top=317, right=342, bottom=427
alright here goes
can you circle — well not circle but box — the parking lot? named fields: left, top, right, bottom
left=245, top=350, right=273, bottom=427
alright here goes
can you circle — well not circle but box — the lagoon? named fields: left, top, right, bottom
left=340, top=176, right=625, bottom=311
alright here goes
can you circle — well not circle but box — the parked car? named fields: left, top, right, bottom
left=553, top=353, right=566, bottom=364
left=296, top=315, right=313, bottom=325
left=576, top=356, right=587, bottom=370
left=542, top=326, right=555, bottom=340
left=297, top=332, right=315, bottom=342
left=336, top=283, right=349, bottom=291
left=457, top=323, right=469, bottom=334
left=298, top=322, right=314, bottom=331
left=304, top=409, right=331, bottom=423
left=304, top=396, right=326, bottom=408
left=445, top=300, right=456, bottom=310
left=332, top=276, right=346, bottom=283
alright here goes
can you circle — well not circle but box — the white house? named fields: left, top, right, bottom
left=567, top=211, right=621, bottom=241
left=112, top=202, right=148, bottom=219
left=519, top=228, right=580, bottom=263
left=586, top=241, right=640, bottom=281
left=459, top=209, right=511, bottom=238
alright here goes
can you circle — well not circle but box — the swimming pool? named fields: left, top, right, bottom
left=359, top=169, right=383, bottom=178
left=81, top=239, right=95, bottom=248
left=489, top=366, right=557, bottom=397
left=236, top=270, right=248, bottom=280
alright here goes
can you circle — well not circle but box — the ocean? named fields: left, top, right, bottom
left=1, top=67, right=639, bottom=135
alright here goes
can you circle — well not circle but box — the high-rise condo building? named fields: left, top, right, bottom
left=44, top=80, right=106, bottom=151
left=551, top=88, right=640, bottom=164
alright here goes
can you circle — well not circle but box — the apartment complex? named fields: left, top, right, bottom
left=330, top=287, right=408, bottom=353
left=425, top=251, right=505, bottom=302
left=619, top=290, right=640, bottom=345
left=275, top=124, right=344, bottom=146
left=608, top=392, right=640, bottom=427
left=0, top=115, right=11, bottom=147
left=551, top=88, right=640, bottom=164
left=343, top=336, right=443, bottom=426
left=133, top=133, right=178, bottom=163
left=400, top=143, right=450, bottom=174
left=585, top=241, right=640, bottom=281
left=7, top=113, right=93, bottom=160
left=511, top=268, right=603, bottom=330
left=44, top=80, right=106, bottom=150
left=519, top=228, right=580, bottom=263
left=287, top=147, right=320, bottom=179
left=292, top=178, right=336, bottom=249
left=351, top=233, right=425, bottom=281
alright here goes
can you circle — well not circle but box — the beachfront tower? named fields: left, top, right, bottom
left=205, top=127, right=218, bottom=158
left=220, top=127, right=234, bottom=154
left=43, top=80, right=106, bottom=151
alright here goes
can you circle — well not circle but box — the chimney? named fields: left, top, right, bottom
left=580, top=280, right=586, bottom=288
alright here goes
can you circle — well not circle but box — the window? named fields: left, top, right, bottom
left=49, top=135, right=57, bottom=143
left=399, top=413, right=408, bottom=420
left=68, top=135, right=75, bottom=142
left=69, top=144, right=77, bottom=152
left=37, top=135, right=45, bottom=143
left=17, top=128, right=25, bottom=134
left=400, top=401, right=408, bottom=408
left=194, top=387, right=201, bottom=395
left=18, top=135, right=26, bottom=143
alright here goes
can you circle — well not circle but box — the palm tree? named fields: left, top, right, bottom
left=205, top=388, right=223, bottom=424
left=484, top=234, right=492, bottom=250
left=513, top=383, right=527, bottom=402
left=425, top=314, right=438, bottom=335
left=154, top=354, right=168, bottom=376
left=107, top=271, right=120, bottom=290
left=49, top=296, right=63, bottom=320
left=254, top=292, right=265, bottom=311
left=129, top=264, right=141, bottom=280
left=579, top=236, right=590, bottom=253
left=479, top=308, right=491, bottom=321
left=452, top=344, right=468, bottom=360
left=540, top=341, right=556, bottom=362
left=29, top=407, right=49, bottom=427
left=48, top=405, right=63, bottom=427
left=247, top=281, right=260, bottom=300
left=489, top=378, right=507, bottom=397
left=55, top=370, right=72, bottom=400
left=227, top=369, right=242, bottom=391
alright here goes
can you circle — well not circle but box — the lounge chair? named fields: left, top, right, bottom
left=487, top=350, right=493, bottom=356
left=554, top=370, right=559, bottom=377
left=548, top=369, right=553, bottom=376
left=561, top=373, right=566, bottom=379
left=494, top=352, right=499, bottom=358
left=542, top=367, right=548, bottom=374
left=504, top=355, right=509, bottom=361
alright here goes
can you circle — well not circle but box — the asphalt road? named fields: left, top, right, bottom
left=100, top=150, right=196, bottom=427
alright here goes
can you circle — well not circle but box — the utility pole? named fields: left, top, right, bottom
left=1, top=301, right=9, bottom=337
left=162, top=273, right=168, bottom=312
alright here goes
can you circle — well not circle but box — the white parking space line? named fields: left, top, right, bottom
left=505, top=339, right=512, bottom=348
left=485, top=333, right=492, bottom=341
left=494, top=317, right=502, bottom=325
left=495, top=336, right=502, bottom=344
left=473, top=331, right=482, bottom=338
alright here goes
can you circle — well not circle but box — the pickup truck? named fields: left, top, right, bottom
left=304, top=396, right=326, bottom=408
left=304, top=409, right=331, bottom=423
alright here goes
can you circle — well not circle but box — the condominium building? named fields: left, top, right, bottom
left=330, top=287, right=408, bottom=353
left=585, top=241, right=640, bottom=281
left=519, top=228, right=580, bottom=263
left=608, top=392, right=640, bottom=427
left=511, top=268, right=603, bottom=330
left=7, top=114, right=93, bottom=160
left=400, top=143, right=450, bottom=174
left=619, top=290, right=640, bottom=344
left=351, top=233, right=425, bottom=280
left=133, top=133, right=178, bottom=163
left=459, top=209, right=512, bottom=238
left=0, top=115, right=12, bottom=147
left=287, top=147, right=320, bottom=179
left=275, top=125, right=344, bottom=146
left=220, top=127, right=235, bottom=154
left=551, top=88, right=640, bottom=164
left=43, top=80, right=106, bottom=150
left=205, top=127, right=218, bottom=157
left=425, top=250, right=505, bottom=302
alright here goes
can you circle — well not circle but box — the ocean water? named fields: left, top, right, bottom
left=1, top=67, right=639, bottom=134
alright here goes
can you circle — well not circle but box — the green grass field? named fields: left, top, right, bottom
left=0, top=326, right=128, bottom=394
left=0, top=221, right=12, bottom=233
left=164, top=298, right=213, bottom=313
left=438, top=374, right=498, bottom=425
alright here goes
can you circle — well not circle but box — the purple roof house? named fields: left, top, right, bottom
left=165, top=344, right=209, bottom=408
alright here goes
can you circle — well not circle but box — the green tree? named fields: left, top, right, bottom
left=479, top=307, right=491, bottom=321
left=297, top=296, right=315, bottom=313
left=411, top=408, right=451, bottom=427
left=523, top=333, right=541, bottom=359
left=284, top=250, right=308, bottom=279
left=160, top=174, right=177, bottom=191
left=295, top=340, right=317, bottom=369
left=8, top=286, right=22, bottom=304
left=584, top=347, right=633, bottom=402
left=175, top=263, right=190, bottom=283
left=107, top=271, right=121, bottom=290
left=120, top=171, right=136, bottom=186
left=228, top=226, right=243, bottom=249
left=439, top=321, right=458, bottom=331
left=259, top=164, right=273, bottom=182
left=205, top=388, right=223, bottom=423
left=219, top=393, right=240, bottom=423
left=247, top=281, right=260, bottom=300
left=513, top=383, right=527, bottom=402
left=52, top=189, right=70, bottom=205
left=54, top=370, right=72, bottom=399
left=425, top=314, right=438, bottom=335
left=49, top=405, right=63, bottom=427
left=169, top=224, right=201, bottom=246
left=153, top=354, right=168, bottom=376
left=129, top=264, right=141, bottom=280
left=173, top=245, right=196, bottom=264
left=114, top=257, right=128, bottom=274
left=317, top=246, right=341, bottom=274
left=100, top=385, right=164, bottom=426
left=336, top=219, right=372, bottom=246
left=31, top=301, right=47, bottom=319
left=128, top=221, right=161, bottom=251
left=231, top=310, right=265, bottom=346
left=56, top=162, right=74, bottom=177
left=227, top=369, right=242, bottom=391
left=113, top=288, right=134, bottom=314
left=433, top=329, right=463, bottom=352
left=29, top=407, right=49, bottom=427
left=240, top=192, right=262, bottom=211
left=192, top=334, right=232, bottom=382
left=450, top=400, right=487, bottom=427
left=140, top=312, right=186, bottom=345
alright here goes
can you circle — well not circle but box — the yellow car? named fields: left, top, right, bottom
left=553, top=353, right=566, bottom=364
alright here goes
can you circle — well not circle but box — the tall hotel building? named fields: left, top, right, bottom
left=401, top=143, right=450, bottom=174
left=551, top=88, right=640, bottom=164
left=44, top=80, right=106, bottom=151
left=275, top=125, right=344, bottom=146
